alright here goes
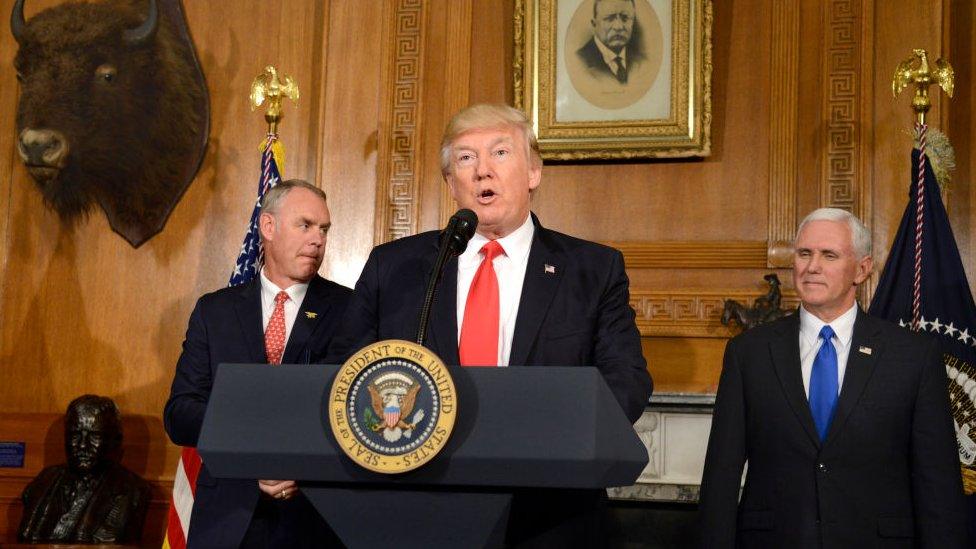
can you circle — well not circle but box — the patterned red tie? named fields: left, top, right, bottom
left=264, top=291, right=289, bottom=365
left=459, top=240, right=504, bottom=367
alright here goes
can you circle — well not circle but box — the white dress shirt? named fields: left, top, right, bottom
left=259, top=269, right=310, bottom=346
left=799, top=303, right=858, bottom=397
left=456, top=214, right=535, bottom=367
left=594, top=35, right=628, bottom=75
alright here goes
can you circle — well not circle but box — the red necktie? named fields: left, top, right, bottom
left=459, top=240, right=504, bottom=367
left=264, top=291, right=289, bottom=365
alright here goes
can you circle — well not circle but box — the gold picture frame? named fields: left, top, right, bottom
left=515, top=0, right=713, bottom=160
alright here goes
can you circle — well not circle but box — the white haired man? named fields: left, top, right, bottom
left=329, top=103, right=652, bottom=546
left=698, top=208, right=966, bottom=547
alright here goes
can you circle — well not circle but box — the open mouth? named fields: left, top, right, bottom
left=477, top=189, right=496, bottom=204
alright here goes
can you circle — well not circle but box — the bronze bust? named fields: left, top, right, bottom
left=18, top=395, right=151, bottom=543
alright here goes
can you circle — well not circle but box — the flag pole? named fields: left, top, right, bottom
left=891, top=49, right=954, bottom=331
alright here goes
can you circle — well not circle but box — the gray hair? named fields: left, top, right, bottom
left=439, top=103, right=542, bottom=176
left=795, top=208, right=871, bottom=259
left=260, top=179, right=327, bottom=218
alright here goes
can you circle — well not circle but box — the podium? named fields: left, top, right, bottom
left=198, top=363, right=648, bottom=547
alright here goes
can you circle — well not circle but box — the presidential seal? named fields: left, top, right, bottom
left=328, top=340, right=457, bottom=474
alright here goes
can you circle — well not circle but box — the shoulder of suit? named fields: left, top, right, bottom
left=538, top=226, right=622, bottom=260
left=310, top=274, right=352, bottom=296
left=370, top=230, right=440, bottom=257
left=729, top=313, right=797, bottom=345
left=194, top=279, right=255, bottom=308
left=857, top=311, right=936, bottom=347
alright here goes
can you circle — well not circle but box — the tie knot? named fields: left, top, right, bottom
left=274, top=291, right=289, bottom=306
left=481, top=240, right=505, bottom=261
left=819, top=325, right=835, bottom=341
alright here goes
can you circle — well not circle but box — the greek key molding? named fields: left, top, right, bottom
left=631, top=289, right=800, bottom=338
left=821, top=0, right=860, bottom=214
left=609, top=241, right=769, bottom=269
left=767, top=1, right=800, bottom=267
left=375, top=0, right=426, bottom=244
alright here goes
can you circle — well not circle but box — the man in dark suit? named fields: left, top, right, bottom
left=328, top=103, right=652, bottom=546
left=698, top=208, right=966, bottom=548
left=576, top=0, right=644, bottom=84
left=164, top=180, right=350, bottom=548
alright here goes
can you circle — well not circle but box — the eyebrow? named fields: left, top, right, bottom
left=455, top=136, right=515, bottom=153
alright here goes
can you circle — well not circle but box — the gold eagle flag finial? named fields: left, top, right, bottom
left=249, top=65, right=300, bottom=135
left=892, top=48, right=954, bottom=125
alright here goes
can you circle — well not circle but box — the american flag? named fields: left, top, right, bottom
left=868, top=137, right=976, bottom=538
left=162, top=135, right=283, bottom=548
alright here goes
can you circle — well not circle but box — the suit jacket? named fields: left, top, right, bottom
left=698, top=309, right=966, bottom=548
left=575, top=37, right=645, bottom=82
left=327, top=215, right=652, bottom=546
left=164, top=275, right=350, bottom=549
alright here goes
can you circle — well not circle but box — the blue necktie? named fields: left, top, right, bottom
left=809, top=325, right=838, bottom=441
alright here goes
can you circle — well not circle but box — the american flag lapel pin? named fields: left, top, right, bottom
left=544, top=264, right=556, bottom=274
left=858, top=345, right=872, bottom=355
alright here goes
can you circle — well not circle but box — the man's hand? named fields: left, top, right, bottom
left=258, top=479, right=297, bottom=500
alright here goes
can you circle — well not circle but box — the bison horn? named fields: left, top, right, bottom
left=10, top=0, right=26, bottom=44
left=123, top=0, right=158, bottom=46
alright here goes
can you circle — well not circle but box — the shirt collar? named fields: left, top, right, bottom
left=461, top=213, right=535, bottom=264
left=594, top=35, right=627, bottom=67
left=799, top=302, right=858, bottom=347
left=260, top=268, right=310, bottom=306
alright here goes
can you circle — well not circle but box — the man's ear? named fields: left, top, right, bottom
left=259, top=212, right=276, bottom=242
left=527, top=163, right=542, bottom=192
left=445, top=174, right=459, bottom=201
left=854, top=255, right=873, bottom=285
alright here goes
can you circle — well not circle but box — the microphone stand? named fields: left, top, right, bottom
left=416, top=211, right=476, bottom=345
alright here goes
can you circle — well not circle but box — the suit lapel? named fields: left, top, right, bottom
left=234, top=280, right=267, bottom=363
left=824, top=309, right=880, bottom=445
left=510, top=221, right=564, bottom=366
left=282, top=276, right=334, bottom=364
left=769, top=313, right=822, bottom=448
left=427, top=250, right=460, bottom=366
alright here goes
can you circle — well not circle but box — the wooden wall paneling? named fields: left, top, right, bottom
left=430, top=0, right=473, bottom=230
left=609, top=241, right=768, bottom=269
left=373, top=0, right=428, bottom=245
left=272, top=0, right=328, bottom=183
left=946, top=0, right=975, bottom=293
left=869, top=0, right=945, bottom=290
left=631, top=289, right=800, bottom=339
left=766, top=0, right=800, bottom=268
left=531, top=0, right=770, bottom=246
left=316, top=0, right=388, bottom=286
left=0, top=0, right=330, bottom=542
left=820, top=0, right=864, bottom=218
left=0, top=0, right=21, bottom=322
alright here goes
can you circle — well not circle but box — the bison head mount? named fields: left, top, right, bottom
left=11, top=0, right=210, bottom=247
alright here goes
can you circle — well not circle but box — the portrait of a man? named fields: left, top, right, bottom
left=560, top=0, right=667, bottom=116
left=576, top=0, right=645, bottom=85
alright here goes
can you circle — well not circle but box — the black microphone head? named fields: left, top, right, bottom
left=453, top=208, right=478, bottom=238
left=446, top=208, right=478, bottom=255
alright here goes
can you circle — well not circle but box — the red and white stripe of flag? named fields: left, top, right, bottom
left=162, top=447, right=201, bottom=548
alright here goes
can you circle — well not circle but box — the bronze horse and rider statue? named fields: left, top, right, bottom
left=721, top=274, right=793, bottom=331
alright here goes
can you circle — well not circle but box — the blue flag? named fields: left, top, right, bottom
left=228, top=138, right=282, bottom=287
left=868, top=148, right=976, bottom=495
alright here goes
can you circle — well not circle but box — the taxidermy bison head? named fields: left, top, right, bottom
left=11, top=0, right=209, bottom=247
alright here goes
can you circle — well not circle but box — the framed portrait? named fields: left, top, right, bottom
left=514, top=0, right=713, bottom=160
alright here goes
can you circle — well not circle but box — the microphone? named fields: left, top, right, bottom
left=416, top=209, right=478, bottom=345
